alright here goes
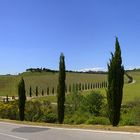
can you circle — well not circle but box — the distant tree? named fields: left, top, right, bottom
left=82, top=83, right=84, bottom=90
left=107, top=37, right=124, bottom=126
left=76, top=83, right=79, bottom=91
left=65, top=85, right=67, bottom=93
left=79, top=83, right=81, bottom=91
left=90, top=83, right=93, bottom=89
left=29, top=86, right=32, bottom=97
left=99, top=82, right=101, bottom=88
left=105, top=81, right=108, bottom=88
left=92, top=83, right=95, bottom=89
left=52, top=87, right=54, bottom=94
left=42, top=89, right=44, bottom=96
left=69, top=84, right=71, bottom=93
left=35, top=86, right=38, bottom=96
left=57, top=53, right=66, bottom=124
left=85, top=83, right=87, bottom=90
left=98, top=82, right=100, bottom=88
left=6, top=95, right=9, bottom=103
left=95, top=83, right=97, bottom=89
left=47, top=87, right=49, bottom=95
left=70, top=84, right=83, bottom=112
left=88, top=83, right=90, bottom=90
left=18, top=77, right=26, bottom=121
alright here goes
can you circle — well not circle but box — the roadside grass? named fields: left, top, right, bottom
left=0, top=119, right=140, bottom=133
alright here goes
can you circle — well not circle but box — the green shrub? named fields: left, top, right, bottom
left=66, top=86, right=83, bottom=113
left=120, top=99, right=140, bottom=126
left=85, top=116, right=110, bottom=125
left=133, top=103, right=140, bottom=125
left=40, top=113, right=57, bottom=123
left=120, top=114, right=136, bottom=125
left=81, top=91, right=104, bottom=116
left=64, top=111, right=89, bottom=124
left=25, top=101, right=43, bottom=121
left=0, top=101, right=18, bottom=120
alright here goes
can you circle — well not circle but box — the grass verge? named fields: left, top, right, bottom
left=0, top=119, right=140, bottom=133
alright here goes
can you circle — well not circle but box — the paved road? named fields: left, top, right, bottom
left=0, top=122, right=139, bottom=140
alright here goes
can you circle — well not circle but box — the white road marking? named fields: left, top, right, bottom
left=0, top=132, right=28, bottom=140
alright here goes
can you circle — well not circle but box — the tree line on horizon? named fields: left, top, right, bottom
left=26, top=67, right=107, bottom=74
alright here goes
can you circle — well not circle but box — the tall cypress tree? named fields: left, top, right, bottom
left=29, top=86, right=32, bottom=97
left=18, top=77, right=26, bottom=121
left=35, top=86, right=38, bottom=96
left=107, top=37, right=124, bottom=126
left=57, top=53, right=66, bottom=124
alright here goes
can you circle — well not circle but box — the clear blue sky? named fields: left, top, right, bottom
left=0, top=0, right=140, bottom=74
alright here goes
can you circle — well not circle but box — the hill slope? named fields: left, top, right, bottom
left=0, top=72, right=107, bottom=96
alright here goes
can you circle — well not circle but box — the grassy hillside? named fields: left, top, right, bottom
left=123, top=71, right=140, bottom=103
left=0, top=71, right=139, bottom=103
left=99, top=71, right=140, bottom=103
left=0, top=72, right=107, bottom=96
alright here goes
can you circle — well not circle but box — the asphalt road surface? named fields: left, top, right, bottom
left=0, top=122, right=139, bottom=140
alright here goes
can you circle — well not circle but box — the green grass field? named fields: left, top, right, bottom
left=0, top=71, right=139, bottom=103
left=123, top=71, right=140, bottom=103
left=0, top=72, right=107, bottom=96
left=98, top=71, right=140, bottom=103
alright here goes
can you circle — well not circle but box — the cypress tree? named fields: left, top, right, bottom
left=18, top=77, right=26, bottom=121
left=93, top=83, right=95, bottom=89
left=35, top=86, right=38, bottom=96
left=47, top=87, right=49, bottom=95
left=42, top=89, right=44, bottom=96
left=65, top=85, right=67, bottom=93
left=90, top=83, right=93, bottom=89
left=79, top=83, right=81, bottom=91
left=107, top=37, right=124, bottom=126
left=6, top=95, right=9, bottom=102
left=76, top=83, right=79, bottom=91
left=85, top=83, right=87, bottom=90
left=29, top=86, right=32, bottom=97
left=82, top=83, right=84, bottom=90
left=57, top=53, right=66, bottom=124
left=69, top=84, right=71, bottom=93
left=52, top=87, right=54, bottom=94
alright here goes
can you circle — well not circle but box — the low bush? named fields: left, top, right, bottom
left=64, top=111, right=89, bottom=124
left=85, top=116, right=110, bottom=125
left=133, top=103, right=140, bottom=125
left=80, top=91, right=105, bottom=116
left=25, top=100, right=57, bottom=123
left=25, top=100, right=43, bottom=121
left=40, top=113, right=57, bottom=123
left=0, top=101, right=18, bottom=120
left=120, top=99, right=140, bottom=126
left=0, top=99, right=57, bottom=123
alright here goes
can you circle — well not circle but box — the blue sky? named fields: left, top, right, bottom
left=0, top=0, right=140, bottom=74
